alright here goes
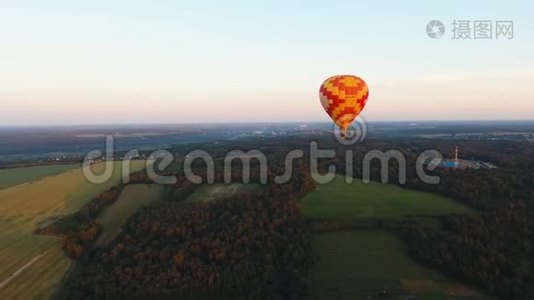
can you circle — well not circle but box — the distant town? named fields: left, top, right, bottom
left=0, top=121, right=532, bottom=167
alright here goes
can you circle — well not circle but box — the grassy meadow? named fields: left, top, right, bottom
left=301, top=175, right=474, bottom=221
left=302, top=175, right=483, bottom=299
left=0, top=164, right=79, bottom=190
left=184, top=183, right=263, bottom=203
left=0, top=161, right=146, bottom=299
left=96, top=184, right=166, bottom=247
left=312, top=230, right=484, bottom=300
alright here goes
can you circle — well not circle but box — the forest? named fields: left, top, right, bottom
left=43, top=136, right=534, bottom=299
left=56, top=157, right=316, bottom=299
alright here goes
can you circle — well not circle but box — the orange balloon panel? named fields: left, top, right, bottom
left=319, top=75, right=369, bottom=132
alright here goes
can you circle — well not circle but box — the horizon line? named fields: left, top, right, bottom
left=2, top=119, right=534, bottom=128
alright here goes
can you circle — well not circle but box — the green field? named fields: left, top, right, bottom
left=0, top=161, right=146, bottom=299
left=312, top=230, right=484, bottom=299
left=96, top=184, right=166, bottom=247
left=0, top=163, right=79, bottom=190
left=303, top=175, right=483, bottom=299
left=184, top=183, right=263, bottom=203
left=301, top=175, right=473, bottom=220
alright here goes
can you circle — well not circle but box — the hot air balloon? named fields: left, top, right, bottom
left=319, top=75, right=369, bottom=136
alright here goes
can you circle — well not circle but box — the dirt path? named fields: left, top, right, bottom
left=0, top=251, right=47, bottom=290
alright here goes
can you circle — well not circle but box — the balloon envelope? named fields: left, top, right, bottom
left=319, top=75, right=369, bottom=134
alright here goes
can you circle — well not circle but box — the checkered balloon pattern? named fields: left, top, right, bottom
left=319, top=75, right=369, bottom=133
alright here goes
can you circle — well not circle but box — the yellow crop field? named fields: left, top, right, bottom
left=0, top=161, right=146, bottom=299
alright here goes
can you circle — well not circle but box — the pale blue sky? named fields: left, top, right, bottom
left=0, top=0, right=533, bottom=125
